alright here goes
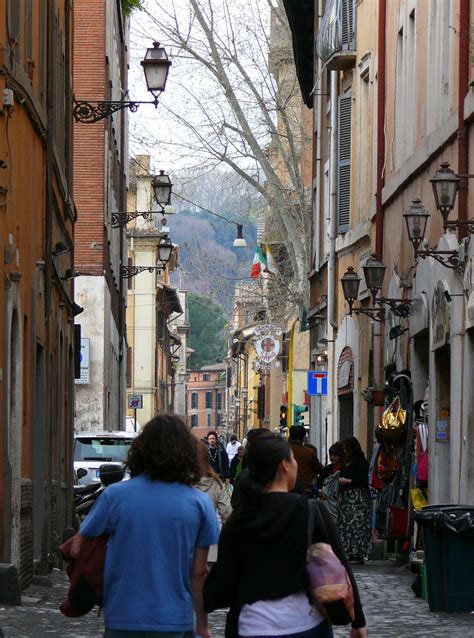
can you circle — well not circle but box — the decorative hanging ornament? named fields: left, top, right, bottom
left=253, top=324, right=282, bottom=371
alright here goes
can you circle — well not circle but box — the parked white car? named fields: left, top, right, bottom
left=74, top=431, right=137, bottom=485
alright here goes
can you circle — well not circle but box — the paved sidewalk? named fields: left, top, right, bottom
left=0, top=562, right=472, bottom=637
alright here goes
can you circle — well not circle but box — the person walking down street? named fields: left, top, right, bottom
left=207, top=430, right=230, bottom=480
left=288, top=426, right=324, bottom=498
left=226, top=434, right=241, bottom=465
left=70, top=414, right=219, bottom=638
left=229, top=445, right=245, bottom=483
left=337, top=436, right=372, bottom=563
left=317, top=442, right=344, bottom=520
left=195, top=441, right=232, bottom=563
left=203, top=433, right=367, bottom=638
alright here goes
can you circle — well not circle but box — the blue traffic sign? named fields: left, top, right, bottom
left=307, top=370, right=328, bottom=396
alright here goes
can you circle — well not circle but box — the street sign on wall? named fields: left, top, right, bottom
left=75, top=338, right=90, bottom=385
left=128, top=394, right=143, bottom=410
left=307, top=370, right=327, bottom=396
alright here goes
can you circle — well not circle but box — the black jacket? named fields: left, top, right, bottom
left=203, top=492, right=365, bottom=637
left=208, top=444, right=230, bottom=480
left=340, top=456, right=369, bottom=490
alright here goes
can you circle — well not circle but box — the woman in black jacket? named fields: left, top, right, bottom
left=337, top=436, right=372, bottom=563
left=203, top=433, right=367, bottom=638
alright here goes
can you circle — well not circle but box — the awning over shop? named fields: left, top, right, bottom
left=157, top=284, right=183, bottom=315
left=282, top=0, right=314, bottom=108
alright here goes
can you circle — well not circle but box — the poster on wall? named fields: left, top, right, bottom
left=75, top=338, right=90, bottom=385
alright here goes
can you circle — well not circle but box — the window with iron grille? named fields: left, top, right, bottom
left=337, top=92, right=352, bottom=233
left=191, top=414, right=198, bottom=428
left=216, top=393, right=222, bottom=411
left=205, top=392, right=212, bottom=409
left=191, top=392, right=198, bottom=409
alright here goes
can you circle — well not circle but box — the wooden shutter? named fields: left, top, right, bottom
left=337, top=92, right=352, bottom=233
left=341, top=0, right=355, bottom=49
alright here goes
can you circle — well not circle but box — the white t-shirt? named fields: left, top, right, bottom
left=238, top=591, right=323, bottom=636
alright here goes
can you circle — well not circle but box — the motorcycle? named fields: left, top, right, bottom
left=73, top=463, right=124, bottom=529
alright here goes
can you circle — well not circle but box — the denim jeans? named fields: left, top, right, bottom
left=241, top=620, right=334, bottom=638
left=104, top=631, right=194, bottom=638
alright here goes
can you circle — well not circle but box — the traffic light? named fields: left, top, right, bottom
left=279, top=404, right=288, bottom=430
left=293, top=404, right=308, bottom=426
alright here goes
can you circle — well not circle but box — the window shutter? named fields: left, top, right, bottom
left=337, top=92, right=352, bottom=233
left=341, top=0, right=355, bottom=49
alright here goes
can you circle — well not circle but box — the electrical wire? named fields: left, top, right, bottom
left=130, top=155, right=246, bottom=227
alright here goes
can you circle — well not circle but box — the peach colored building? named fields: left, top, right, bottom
left=187, top=364, right=226, bottom=440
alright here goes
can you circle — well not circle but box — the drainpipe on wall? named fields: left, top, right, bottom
left=456, top=0, right=469, bottom=500
left=327, top=70, right=339, bottom=444
left=287, top=320, right=297, bottom=428
left=457, top=0, right=469, bottom=236
left=374, top=0, right=386, bottom=387
left=313, top=0, right=324, bottom=272
left=328, top=70, right=339, bottom=332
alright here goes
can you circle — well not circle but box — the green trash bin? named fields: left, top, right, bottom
left=415, top=505, right=474, bottom=612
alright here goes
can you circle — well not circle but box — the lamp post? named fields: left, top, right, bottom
left=340, top=266, right=361, bottom=316
left=74, top=42, right=171, bottom=123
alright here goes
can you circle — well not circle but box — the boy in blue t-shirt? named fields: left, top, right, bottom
left=71, top=415, right=219, bottom=638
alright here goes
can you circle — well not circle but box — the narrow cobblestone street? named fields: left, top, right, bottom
left=0, top=562, right=472, bottom=638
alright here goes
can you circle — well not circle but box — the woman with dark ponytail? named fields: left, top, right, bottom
left=204, top=433, right=367, bottom=638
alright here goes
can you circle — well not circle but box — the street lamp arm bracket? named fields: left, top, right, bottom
left=111, top=211, right=156, bottom=228
left=417, top=250, right=463, bottom=273
left=120, top=265, right=163, bottom=278
left=73, top=98, right=159, bottom=124
left=353, top=307, right=386, bottom=323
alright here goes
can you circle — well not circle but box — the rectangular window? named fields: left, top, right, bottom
left=207, top=413, right=211, bottom=427
left=191, top=392, right=198, bottom=409
left=203, top=373, right=210, bottom=381
left=7, top=0, right=22, bottom=62
left=191, top=414, right=198, bottom=428
left=337, top=91, right=352, bottom=233
left=216, top=393, right=222, bottom=411
left=205, top=392, right=212, bottom=409
left=216, top=413, right=221, bottom=427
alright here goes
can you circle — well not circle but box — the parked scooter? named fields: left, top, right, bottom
left=73, top=463, right=124, bottom=529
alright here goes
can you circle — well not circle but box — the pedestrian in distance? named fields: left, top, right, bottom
left=70, top=414, right=219, bottom=638
left=195, top=440, right=233, bottom=563
left=337, top=436, right=372, bottom=563
left=226, top=434, right=241, bottom=465
left=229, top=445, right=245, bottom=483
left=288, top=425, right=324, bottom=498
left=203, top=432, right=367, bottom=638
left=317, top=442, right=345, bottom=520
left=207, top=430, right=231, bottom=481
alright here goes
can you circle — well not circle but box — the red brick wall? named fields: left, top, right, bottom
left=73, top=0, right=106, bottom=274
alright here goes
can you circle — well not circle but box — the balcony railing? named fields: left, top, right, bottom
left=316, top=0, right=356, bottom=70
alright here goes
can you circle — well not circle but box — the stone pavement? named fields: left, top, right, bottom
left=0, top=562, right=472, bottom=637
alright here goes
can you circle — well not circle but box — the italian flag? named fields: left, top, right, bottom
left=250, top=244, right=268, bottom=279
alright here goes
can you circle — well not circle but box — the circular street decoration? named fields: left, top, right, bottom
left=253, top=324, right=282, bottom=370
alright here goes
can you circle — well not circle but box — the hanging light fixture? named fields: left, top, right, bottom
left=340, top=266, right=361, bottom=315
left=74, top=42, right=171, bottom=123
left=152, top=171, right=173, bottom=206
left=430, top=161, right=460, bottom=228
left=233, top=224, right=247, bottom=247
left=403, top=198, right=430, bottom=256
left=362, top=254, right=386, bottom=305
left=140, top=42, right=172, bottom=102
left=157, top=236, right=173, bottom=265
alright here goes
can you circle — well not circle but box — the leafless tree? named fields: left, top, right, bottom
left=131, top=0, right=311, bottom=309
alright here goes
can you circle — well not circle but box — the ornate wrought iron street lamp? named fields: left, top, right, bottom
left=404, top=198, right=462, bottom=272
left=430, top=162, right=460, bottom=228
left=74, top=42, right=171, bottom=123
left=362, top=254, right=386, bottom=306
left=111, top=171, right=173, bottom=227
